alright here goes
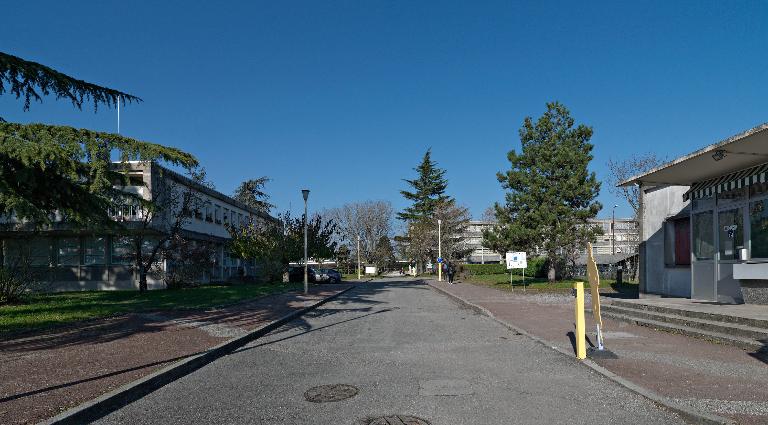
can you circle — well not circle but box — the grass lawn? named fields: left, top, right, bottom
left=463, top=273, right=638, bottom=294
left=0, top=282, right=303, bottom=335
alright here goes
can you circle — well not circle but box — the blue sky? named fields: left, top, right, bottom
left=3, top=1, right=767, bottom=223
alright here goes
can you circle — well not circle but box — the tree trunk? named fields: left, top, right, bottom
left=139, top=264, right=148, bottom=293
left=547, top=259, right=556, bottom=283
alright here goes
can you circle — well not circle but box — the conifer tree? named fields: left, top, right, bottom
left=233, top=177, right=274, bottom=214
left=0, top=51, right=197, bottom=226
left=484, top=102, right=601, bottom=281
left=398, top=149, right=450, bottom=221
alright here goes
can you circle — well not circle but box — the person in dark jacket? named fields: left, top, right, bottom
left=446, top=262, right=455, bottom=284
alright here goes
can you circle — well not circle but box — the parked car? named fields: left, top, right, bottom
left=314, top=268, right=342, bottom=284
left=287, top=266, right=317, bottom=283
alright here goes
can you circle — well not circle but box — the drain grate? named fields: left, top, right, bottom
left=304, top=384, right=359, bottom=403
left=359, top=415, right=431, bottom=425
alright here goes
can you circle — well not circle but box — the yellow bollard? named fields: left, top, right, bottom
left=573, top=281, right=586, bottom=360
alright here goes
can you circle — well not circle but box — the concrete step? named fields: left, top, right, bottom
left=611, top=300, right=768, bottom=329
left=599, top=310, right=765, bottom=351
left=601, top=304, right=768, bottom=341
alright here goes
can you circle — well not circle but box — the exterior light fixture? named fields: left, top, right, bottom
left=712, top=149, right=726, bottom=161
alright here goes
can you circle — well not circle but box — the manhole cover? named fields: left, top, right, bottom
left=304, top=384, right=359, bottom=403
left=359, top=415, right=431, bottom=425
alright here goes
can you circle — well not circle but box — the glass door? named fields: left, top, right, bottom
left=691, top=210, right=716, bottom=301
left=716, top=207, right=745, bottom=303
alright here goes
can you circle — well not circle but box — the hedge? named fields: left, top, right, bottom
left=462, top=256, right=548, bottom=278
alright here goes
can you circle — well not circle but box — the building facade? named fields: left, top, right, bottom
left=623, top=123, right=768, bottom=304
left=0, top=162, right=275, bottom=291
left=463, top=220, right=502, bottom=264
left=586, top=218, right=639, bottom=255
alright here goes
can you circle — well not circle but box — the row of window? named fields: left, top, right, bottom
left=194, top=203, right=247, bottom=227
left=1, top=236, right=235, bottom=267
left=690, top=183, right=768, bottom=261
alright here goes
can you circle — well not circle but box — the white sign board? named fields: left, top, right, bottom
left=365, top=266, right=378, bottom=275
left=505, top=252, right=527, bottom=269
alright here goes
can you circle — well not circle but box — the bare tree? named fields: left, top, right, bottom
left=399, top=200, right=471, bottom=272
left=325, top=201, right=393, bottom=267
left=606, top=153, right=666, bottom=218
left=120, top=165, right=210, bottom=292
left=480, top=205, right=497, bottom=222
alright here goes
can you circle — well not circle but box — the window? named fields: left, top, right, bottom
left=223, top=208, right=229, bottom=225
left=664, top=218, right=691, bottom=266
left=214, top=205, right=222, bottom=224
left=84, top=237, right=106, bottom=265
left=4, top=239, right=50, bottom=266
left=692, top=194, right=715, bottom=211
left=111, top=236, right=134, bottom=265
left=718, top=208, right=744, bottom=261
left=205, top=203, right=213, bottom=222
left=717, top=187, right=747, bottom=206
left=58, top=238, right=80, bottom=265
left=692, top=211, right=714, bottom=260
left=674, top=218, right=691, bottom=265
left=238, top=213, right=244, bottom=227
left=750, top=199, right=768, bottom=258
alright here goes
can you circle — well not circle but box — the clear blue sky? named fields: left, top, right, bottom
left=3, top=1, right=767, bottom=222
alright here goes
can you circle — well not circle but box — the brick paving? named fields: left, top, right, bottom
left=428, top=280, right=768, bottom=424
left=0, top=284, right=351, bottom=425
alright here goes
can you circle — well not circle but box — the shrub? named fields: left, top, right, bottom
left=0, top=263, right=37, bottom=304
left=463, top=257, right=548, bottom=279
left=463, top=263, right=507, bottom=275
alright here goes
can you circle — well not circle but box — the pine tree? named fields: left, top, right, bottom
left=398, top=149, right=450, bottom=221
left=233, top=177, right=274, bottom=213
left=0, top=51, right=197, bottom=226
left=484, top=102, right=602, bottom=282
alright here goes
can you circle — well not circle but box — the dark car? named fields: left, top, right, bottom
left=287, top=266, right=317, bottom=283
left=314, top=268, right=342, bottom=284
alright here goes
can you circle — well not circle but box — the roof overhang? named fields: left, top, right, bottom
left=619, top=122, right=768, bottom=187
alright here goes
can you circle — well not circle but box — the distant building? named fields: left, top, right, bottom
left=462, top=218, right=638, bottom=264
left=463, top=220, right=502, bottom=264
left=584, top=217, right=639, bottom=255
left=0, top=162, right=276, bottom=291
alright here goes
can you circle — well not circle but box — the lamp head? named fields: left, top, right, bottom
left=712, top=149, right=726, bottom=161
left=301, top=189, right=310, bottom=201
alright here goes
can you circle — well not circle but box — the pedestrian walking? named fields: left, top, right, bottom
left=447, top=262, right=455, bottom=284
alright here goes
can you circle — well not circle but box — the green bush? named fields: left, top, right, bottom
left=463, top=263, right=507, bottom=275
left=463, top=256, right=548, bottom=278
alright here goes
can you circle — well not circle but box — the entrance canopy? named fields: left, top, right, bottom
left=620, top=123, right=768, bottom=190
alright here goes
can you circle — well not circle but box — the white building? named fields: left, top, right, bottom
left=463, top=220, right=502, bottom=263
left=0, top=162, right=276, bottom=291
left=585, top=217, right=639, bottom=255
left=622, top=123, right=768, bottom=304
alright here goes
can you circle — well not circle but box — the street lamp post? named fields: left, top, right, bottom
left=611, top=204, right=618, bottom=255
left=357, top=234, right=361, bottom=280
left=438, top=219, right=442, bottom=282
left=302, top=189, right=310, bottom=294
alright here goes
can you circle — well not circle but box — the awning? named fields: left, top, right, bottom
left=683, top=162, right=768, bottom=201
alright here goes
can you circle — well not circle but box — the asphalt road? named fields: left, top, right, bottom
left=97, top=279, right=684, bottom=424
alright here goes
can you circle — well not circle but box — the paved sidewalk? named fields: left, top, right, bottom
left=0, top=284, right=351, bottom=425
left=428, top=280, right=768, bottom=425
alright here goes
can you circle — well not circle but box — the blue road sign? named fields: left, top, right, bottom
left=437, top=257, right=444, bottom=263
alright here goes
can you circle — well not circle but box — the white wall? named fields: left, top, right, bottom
left=641, top=185, right=691, bottom=297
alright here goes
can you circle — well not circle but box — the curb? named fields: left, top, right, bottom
left=41, top=285, right=355, bottom=425
left=427, top=281, right=734, bottom=425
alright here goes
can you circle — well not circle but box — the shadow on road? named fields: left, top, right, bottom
left=234, top=279, right=428, bottom=353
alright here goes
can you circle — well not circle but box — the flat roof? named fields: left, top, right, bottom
left=619, top=122, right=768, bottom=187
